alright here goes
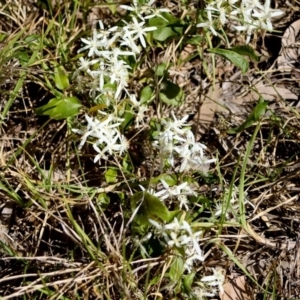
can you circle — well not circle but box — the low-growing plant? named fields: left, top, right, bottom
left=0, top=0, right=288, bottom=298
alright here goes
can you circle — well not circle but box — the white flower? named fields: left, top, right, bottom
left=144, top=8, right=170, bottom=21
left=252, top=0, right=284, bottom=23
left=120, top=34, right=141, bottom=54
left=72, top=115, right=102, bottom=149
left=180, top=230, right=203, bottom=258
left=167, top=231, right=186, bottom=248
left=233, top=22, right=258, bottom=44
left=135, top=105, right=149, bottom=128
left=155, top=180, right=195, bottom=208
left=196, top=10, right=218, bottom=36
left=156, top=138, right=182, bottom=165
left=163, top=217, right=181, bottom=232
left=90, top=61, right=108, bottom=91
left=230, top=3, right=252, bottom=21
left=109, top=60, right=131, bottom=93
left=88, top=77, right=101, bottom=98
left=78, top=29, right=102, bottom=57
left=77, top=57, right=99, bottom=74
left=148, top=219, right=170, bottom=241
left=206, top=6, right=227, bottom=25
left=161, top=111, right=189, bottom=136
left=201, top=267, right=225, bottom=295
left=120, top=0, right=145, bottom=21
left=178, top=195, right=189, bottom=210
left=123, top=17, right=157, bottom=48
left=114, top=134, right=129, bottom=156
left=97, top=47, right=135, bottom=61
left=184, top=252, right=205, bottom=273
left=97, top=20, right=119, bottom=48
left=93, top=144, right=109, bottom=164
left=175, top=130, right=206, bottom=158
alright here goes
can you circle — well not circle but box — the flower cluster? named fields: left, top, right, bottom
left=197, top=0, right=284, bottom=43
left=73, top=2, right=223, bottom=296
left=72, top=112, right=129, bottom=164
left=73, top=2, right=169, bottom=162
left=154, top=111, right=216, bottom=173
left=75, top=18, right=154, bottom=100
left=149, top=217, right=204, bottom=272
left=154, top=179, right=197, bottom=210
left=74, top=0, right=167, bottom=103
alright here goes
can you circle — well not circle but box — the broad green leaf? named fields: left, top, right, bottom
left=15, top=51, right=29, bottom=66
left=54, top=66, right=69, bottom=90
left=149, top=13, right=183, bottom=41
left=169, top=256, right=184, bottom=283
left=186, top=35, right=204, bottom=45
left=208, top=48, right=249, bottom=74
left=152, top=24, right=184, bottom=41
left=105, top=168, right=117, bottom=183
left=231, top=45, right=260, bottom=62
left=0, top=33, right=7, bottom=42
left=140, top=86, right=153, bottom=104
left=167, top=210, right=181, bottom=222
left=159, top=80, right=184, bottom=106
left=35, top=96, right=81, bottom=120
left=121, top=110, right=134, bottom=131
left=131, top=191, right=170, bottom=223
left=156, top=63, right=168, bottom=77
left=150, top=173, right=177, bottom=185
left=96, top=193, right=110, bottom=210
left=183, top=273, right=195, bottom=293
left=228, top=97, right=267, bottom=134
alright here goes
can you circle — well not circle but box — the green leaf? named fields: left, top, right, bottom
left=186, top=35, right=204, bottom=45
left=167, top=210, right=181, bottom=223
left=150, top=173, right=177, bottom=185
left=121, top=110, right=134, bottom=131
left=149, top=13, right=183, bottom=41
left=169, top=256, right=184, bottom=283
left=159, top=80, right=184, bottom=106
left=156, top=63, right=168, bottom=77
left=131, top=191, right=170, bottom=223
left=35, top=96, right=81, bottom=120
left=153, top=24, right=183, bottom=41
left=208, top=48, right=249, bottom=74
left=228, top=97, right=268, bottom=134
left=96, top=193, right=110, bottom=210
left=183, top=273, right=195, bottom=293
left=54, top=66, right=69, bottom=90
left=89, top=104, right=108, bottom=113
left=15, top=51, right=30, bottom=66
left=105, top=168, right=117, bottom=183
left=140, top=86, right=153, bottom=104
left=231, top=45, right=260, bottom=62
left=0, top=33, right=7, bottom=42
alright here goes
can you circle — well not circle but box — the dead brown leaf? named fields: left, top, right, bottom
left=195, top=84, right=222, bottom=135
left=277, top=19, right=300, bottom=72
left=220, top=274, right=252, bottom=300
